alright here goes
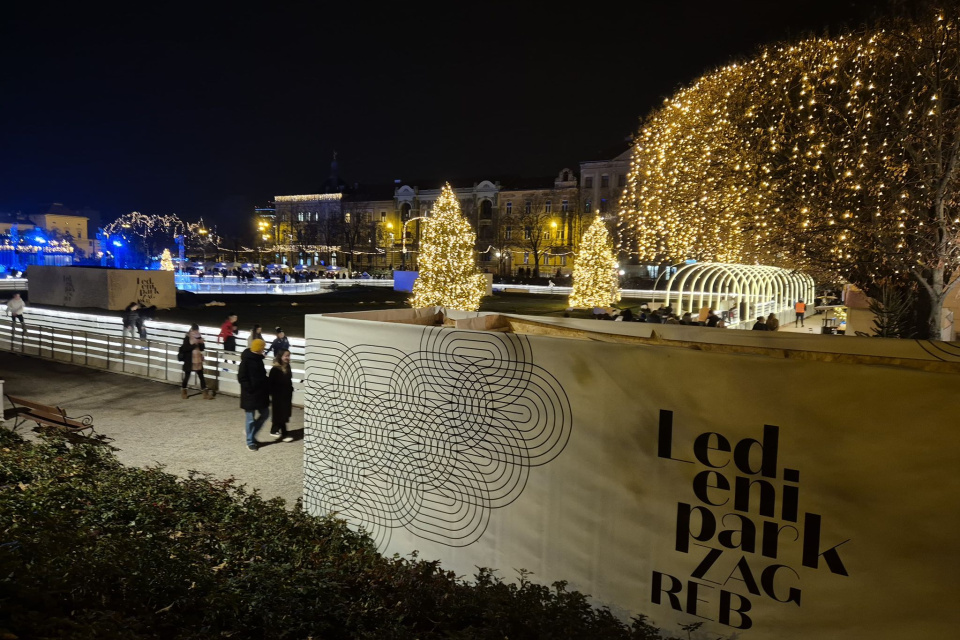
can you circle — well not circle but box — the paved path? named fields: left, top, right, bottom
left=0, top=351, right=304, bottom=505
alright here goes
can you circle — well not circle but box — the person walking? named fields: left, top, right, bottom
left=266, top=327, right=289, bottom=355
left=752, top=316, right=769, bottom=330
left=268, top=349, right=295, bottom=442
left=794, top=300, right=807, bottom=327
left=178, top=324, right=212, bottom=399
left=238, top=338, right=270, bottom=452
left=5, top=292, right=27, bottom=335
left=219, top=313, right=238, bottom=370
left=219, top=313, right=238, bottom=351
left=766, top=313, right=780, bottom=331
left=121, top=302, right=140, bottom=339
left=249, top=323, right=263, bottom=345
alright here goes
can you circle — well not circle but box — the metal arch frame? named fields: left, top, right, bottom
left=664, top=262, right=815, bottom=322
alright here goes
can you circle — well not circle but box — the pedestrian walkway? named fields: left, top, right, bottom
left=0, top=351, right=303, bottom=505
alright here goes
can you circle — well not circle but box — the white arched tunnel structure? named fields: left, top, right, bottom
left=664, top=263, right=816, bottom=327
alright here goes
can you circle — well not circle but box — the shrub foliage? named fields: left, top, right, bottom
left=0, top=430, right=672, bottom=639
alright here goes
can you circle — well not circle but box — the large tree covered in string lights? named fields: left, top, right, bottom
left=104, top=212, right=222, bottom=267
left=410, top=184, right=486, bottom=311
left=620, top=7, right=960, bottom=337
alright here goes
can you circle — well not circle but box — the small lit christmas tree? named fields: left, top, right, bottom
left=569, top=216, right=621, bottom=308
left=160, top=248, right=174, bottom=271
left=411, top=183, right=486, bottom=311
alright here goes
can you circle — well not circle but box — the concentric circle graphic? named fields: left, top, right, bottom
left=303, top=328, right=572, bottom=549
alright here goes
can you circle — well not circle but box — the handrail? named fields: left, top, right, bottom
left=0, top=306, right=306, bottom=407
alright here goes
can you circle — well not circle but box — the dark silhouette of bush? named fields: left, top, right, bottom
left=0, top=430, right=672, bottom=639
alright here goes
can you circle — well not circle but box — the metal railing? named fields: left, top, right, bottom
left=0, top=278, right=28, bottom=292
left=0, top=305, right=306, bottom=407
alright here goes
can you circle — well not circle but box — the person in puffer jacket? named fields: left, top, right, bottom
left=237, top=338, right=270, bottom=451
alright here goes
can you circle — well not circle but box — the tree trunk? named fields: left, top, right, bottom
left=924, top=266, right=945, bottom=340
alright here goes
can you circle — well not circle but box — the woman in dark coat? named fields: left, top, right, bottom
left=268, top=349, right=294, bottom=442
left=178, top=324, right=212, bottom=399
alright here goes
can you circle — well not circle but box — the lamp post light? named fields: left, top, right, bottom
left=257, top=220, right=270, bottom=266
left=380, top=221, right=395, bottom=270
left=198, top=228, right=208, bottom=264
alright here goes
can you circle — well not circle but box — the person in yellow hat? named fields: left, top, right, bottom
left=238, top=338, right=270, bottom=451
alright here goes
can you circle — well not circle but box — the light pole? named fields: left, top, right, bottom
left=198, top=228, right=208, bottom=265
left=257, top=220, right=270, bottom=265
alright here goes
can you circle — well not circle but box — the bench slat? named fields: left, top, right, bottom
left=6, top=395, right=61, bottom=415
left=5, top=395, right=92, bottom=431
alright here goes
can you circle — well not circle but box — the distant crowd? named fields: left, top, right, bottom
left=187, top=266, right=384, bottom=284
left=591, top=304, right=786, bottom=331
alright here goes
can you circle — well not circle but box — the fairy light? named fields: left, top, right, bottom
left=104, top=212, right=223, bottom=250
left=410, top=183, right=486, bottom=311
left=618, top=11, right=960, bottom=331
left=569, top=216, right=621, bottom=308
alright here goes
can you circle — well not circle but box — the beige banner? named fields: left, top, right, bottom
left=303, top=311, right=960, bottom=638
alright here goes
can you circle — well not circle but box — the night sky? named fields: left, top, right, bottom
left=1, top=1, right=880, bottom=235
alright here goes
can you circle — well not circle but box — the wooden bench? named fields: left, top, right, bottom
left=3, top=395, right=94, bottom=434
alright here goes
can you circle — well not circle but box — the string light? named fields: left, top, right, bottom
left=274, top=194, right=343, bottom=203
left=618, top=10, right=960, bottom=332
left=569, top=216, right=621, bottom=308
left=410, top=183, right=486, bottom=311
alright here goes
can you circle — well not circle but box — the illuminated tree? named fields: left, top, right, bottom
left=620, top=8, right=960, bottom=338
left=411, top=183, right=486, bottom=311
left=160, top=248, right=174, bottom=271
left=569, top=216, right=621, bottom=308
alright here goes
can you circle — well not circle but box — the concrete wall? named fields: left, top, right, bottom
left=26, top=266, right=175, bottom=310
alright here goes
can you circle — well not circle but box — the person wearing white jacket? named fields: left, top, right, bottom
left=6, top=292, right=26, bottom=335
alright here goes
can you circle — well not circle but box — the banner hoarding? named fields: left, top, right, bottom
left=303, top=312, right=960, bottom=638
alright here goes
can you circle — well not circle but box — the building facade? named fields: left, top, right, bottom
left=264, top=146, right=634, bottom=277
left=579, top=146, right=632, bottom=219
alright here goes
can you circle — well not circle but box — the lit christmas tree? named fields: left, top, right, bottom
left=160, top=248, right=174, bottom=271
left=411, top=183, right=486, bottom=311
left=569, top=216, right=620, bottom=309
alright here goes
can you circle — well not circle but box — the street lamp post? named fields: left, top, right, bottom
left=257, top=221, right=270, bottom=266
left=198, top=228, right=208, bottom=265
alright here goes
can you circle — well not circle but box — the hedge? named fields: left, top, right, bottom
left=0, top=429, right=680, bottom=639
